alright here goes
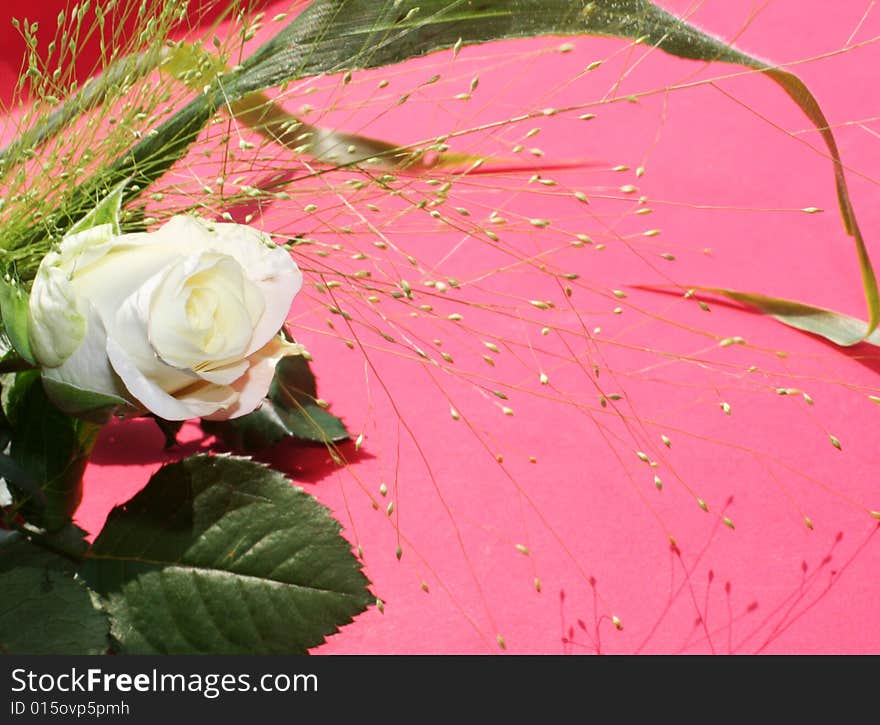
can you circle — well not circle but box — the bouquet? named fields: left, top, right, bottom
left=1, top=0, right=878, bottom=655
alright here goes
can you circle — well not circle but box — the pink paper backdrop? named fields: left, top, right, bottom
left=4, top=0, right=879, bottom=654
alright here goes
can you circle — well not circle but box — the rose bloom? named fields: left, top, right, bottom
left=28, top=215, right=303, bottom=420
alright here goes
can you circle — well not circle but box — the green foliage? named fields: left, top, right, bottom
left=230, top=0, right=875, bottom=344
left=84, top=455, right=372, bottom=654
left=0, top=534, right=109, bottom=655
left=1, top=454, right=369, bottom=656
left=8, top=0, right=873, bottom=347
left=0, top=49, right=164, bottom=177
left=203, top=355, right=349, bottom=451
left=233, top=0, right=760, bottom=96
left=0, top=451, right=41, bottom=508
left=2, top=371, right=102, bottom=531
left=688, top=287, right=880, bottom=348
left=0, top=279, right=34, bottom=364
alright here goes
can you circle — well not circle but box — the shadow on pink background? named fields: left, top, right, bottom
left=3, top=0, right=879, bottom=653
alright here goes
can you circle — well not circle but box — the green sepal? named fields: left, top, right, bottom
left=65, top=176, right=129, bottom=237
left=41, top=376, right=127, bottom=425
left=0, top=279, right=35, bottom=365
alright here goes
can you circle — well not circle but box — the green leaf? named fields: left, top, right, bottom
left=0, top=534, right=109, bottom=655
left=6, top=96, right=216, bottom=261
left=203, top=355, right=349, bottom=451
left=31, top=522, right=92, bottom=561
left=200, top=406, right=288, bottom=451
left=2, top=371, right=102, bottom=531
left=269, top=355, right=350, bottom=440
left=65, top=176, right=129, bottom=237
left=166, top=42, right=425, bottom=169
left=83, top=455, right=372, bottom=654
left=229, top=0, right=874, bottom=342
left=685, top=287, right=880, bottom=348
left=233, top=0, right=762, bottom=94
left=0, top=279, right=35, bottom=365
left=8, top=5, right=862, bottom=256
left=0, top=452, right=42, bottom=508
left=0, top=49, right=164, bottom=179
left=6, top=2, right=874, bottom=346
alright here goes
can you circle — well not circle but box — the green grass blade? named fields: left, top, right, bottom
left=7, top=0, right=874, bottom=344
left=690, top=287, right=880, bottom=348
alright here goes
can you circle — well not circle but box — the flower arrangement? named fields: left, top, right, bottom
left=1, top=0, right=878, bottom=655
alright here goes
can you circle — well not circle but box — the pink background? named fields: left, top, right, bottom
left=4, top=0, right=879, bottom=653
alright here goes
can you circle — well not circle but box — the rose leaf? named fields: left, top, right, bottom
left=268, top=354, right=351, bottom=441
left=0, top=533, right=110, bottom=655
left=202, top=355, right=349, bottom=451
left=83, top=455, right=372, bottom=654
left=2, top=371, right=102, bottom=532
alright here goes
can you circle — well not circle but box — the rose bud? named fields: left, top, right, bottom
left=27, top=215, right=303, bottom=421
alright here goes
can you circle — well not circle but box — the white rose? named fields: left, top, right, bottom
left=27, top=215, right=303, bottom=421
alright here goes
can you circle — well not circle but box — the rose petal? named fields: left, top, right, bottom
left=56, top=224, right=116, bottom=267
left=204, top=336, right=301, bottom=420
left=242, top=247, right=302, bottom=358
left=154, top=216, right=303, bottom=357
left=28, top=262, right=87, bottom=367
left=30, top=214, right=304, bottom=421
left=148, top=252, right=262, bottom=366
left=106, top=337, right=237, bottom=420
left=193, top=359, right=250, bottom=385
left=42, top=300, right=126, bottom=403
left=63, top=232, right=182, bottom=320
left=108, top=270, right=197, bottom=393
